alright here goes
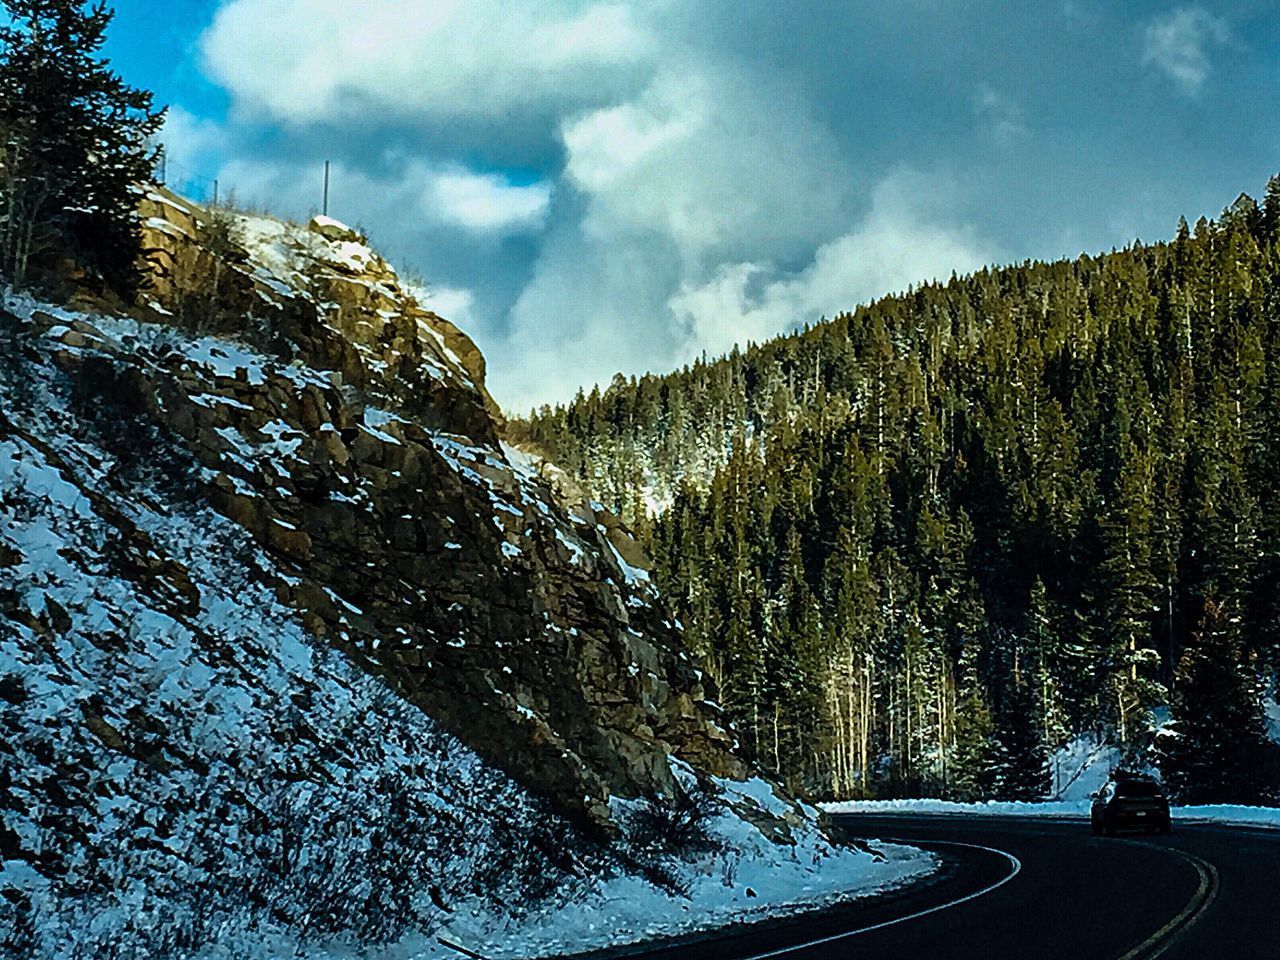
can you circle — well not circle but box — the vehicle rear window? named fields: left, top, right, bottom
left=1116, top=781, right=1160, bottom=797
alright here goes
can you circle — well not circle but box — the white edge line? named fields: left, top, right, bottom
left=738, top=840, right=1022, bottom=960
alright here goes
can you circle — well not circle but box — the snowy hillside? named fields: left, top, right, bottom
left=0, top=195, right=935, bottom=958
left=0, top=357, right=584, bottom=955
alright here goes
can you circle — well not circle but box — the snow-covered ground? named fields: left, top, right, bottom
left=439, top=793, right=932, bottom=960
left=1, top=331, right=583, bottom=958
left=797, top=733, right=1120, bottom=823
left=1046, top=733, right=1122, bottom=802
left=1, top=280, right=938, bottom=959
left=822, top=717, right=1280, bottom=832
left=820, top=797, right=1280, bottom=830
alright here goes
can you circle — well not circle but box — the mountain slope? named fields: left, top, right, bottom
left=133, top=188, right=744, bottom=827
left=1, top=375, right=590, bottom=954
left=513, top=185, right=1280, bottom=803
left=0, top=191, right=933, bottom=958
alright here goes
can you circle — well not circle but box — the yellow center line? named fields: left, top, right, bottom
left=1113, top=847, right=1218, bottom=960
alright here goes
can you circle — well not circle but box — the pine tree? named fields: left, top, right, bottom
left=1222, top=193, right=1263, bottom=243
left=1026, top=577, right=1070, bottom=750
left=1261, top=174, right=1280, bottom=245
left=1158, top=598, right=1279, bottom=805
left=989, top=662, right=1051, bottom=801
left=949, top=585, right=995, bottom=801
left=822, top=522, right=877, bottom=796
left=1086, top=411, right=1166, bottom=743
left=0, top=0, right=164, bottom=293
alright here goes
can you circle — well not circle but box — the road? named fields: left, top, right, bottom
left=612, top=815, right=1280, bottom=960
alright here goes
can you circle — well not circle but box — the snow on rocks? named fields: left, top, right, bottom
left=309, top=213, right=364, bottom=243
left=33, top=287, right=723, bottom=828
left=1, top=192, right=944, bottom=956
left=139, top=191, right=499, bottom=435
left=0, top=383, right=591, bottom=958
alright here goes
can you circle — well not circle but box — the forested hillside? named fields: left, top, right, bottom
left=512, top=180, right=1280, bottom=804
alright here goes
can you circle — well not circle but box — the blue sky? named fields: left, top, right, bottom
left=106, top=0, right=1280, bottom=411
left=106, top=1, right=226, bottom=118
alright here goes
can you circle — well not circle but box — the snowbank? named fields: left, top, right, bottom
left=820, top=798, right=1280, bottom=830
left=439, top=805, right=933, bottom=960
left=821, top=798, right=1094, bottom=818
left=821, top=716, right=1280, bottom=833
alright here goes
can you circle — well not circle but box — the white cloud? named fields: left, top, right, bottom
left=427, top=170, right=551, bottom=234
left=972, top=83, right=1027, bottom=144
left=482, top=63, right=865, bottom=410
left=491, top=171, right=994, bottom=412
left=156, top=106, right=224, bottom=190
left=494, top=220, right=685, bottom=413
left=201, top=0, right=652, bottom=123
left=194, top=1, right=1000, bottom=412
left=1141, top=7, right=1230, bottom=93
left=212, top=155, right=408, bottom=234
left=669, top=174, right=995, bottom=357
left=420, top=285, right=476, bottom=327
left=561, top=67, right=853, bottom=267
left=201, top=149, right=550, bottom=242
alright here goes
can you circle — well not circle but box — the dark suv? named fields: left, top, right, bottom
left=1091, top=773, right=1172, bottom=836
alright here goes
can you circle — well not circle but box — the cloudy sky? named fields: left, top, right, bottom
left=109, top=0, right=1280, bottom=412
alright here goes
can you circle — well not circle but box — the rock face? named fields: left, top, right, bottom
left=0, top=384, right=611, bottom=952
left=38, top=188, right=743, bottom=828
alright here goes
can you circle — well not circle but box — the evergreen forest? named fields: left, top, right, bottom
left=513, top=182, right=1280, bottom=804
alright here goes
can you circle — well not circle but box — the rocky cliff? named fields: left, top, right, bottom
left=0, top=188, right=935, bottom=959
left=35, top=188, right=743, bottom=829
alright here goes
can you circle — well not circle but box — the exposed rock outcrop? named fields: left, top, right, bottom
left=27, top=189, right=746, bottom=829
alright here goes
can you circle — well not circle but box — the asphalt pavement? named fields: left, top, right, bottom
left=604, top=814, right=1280, bottom=960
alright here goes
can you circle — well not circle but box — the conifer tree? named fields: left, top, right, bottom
left=989, top=664, right=1051, bottom=801
left=1026, top=577, right=1070, bottom=750
left=1264, top=174, right=1280, bottom=245
left=1250, top=270, right=1280, bottom=668
left=0, top=0, right=163, bottom=293
left=1158, top=598, right=1278, bottom=805
left=1222, top=193, right=1263, bottom=242
left=948, top=585, right=995, bottom=800
left=951, top=671, right=994, bottom=801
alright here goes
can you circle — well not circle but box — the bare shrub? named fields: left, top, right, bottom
left=627, top=782, right=719, bottom=859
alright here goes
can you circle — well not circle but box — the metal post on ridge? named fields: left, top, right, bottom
left=323, top=160, right=330, bottom=217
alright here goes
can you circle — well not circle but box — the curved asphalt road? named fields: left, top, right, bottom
left=605, top=815, right=1280, bottom=960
